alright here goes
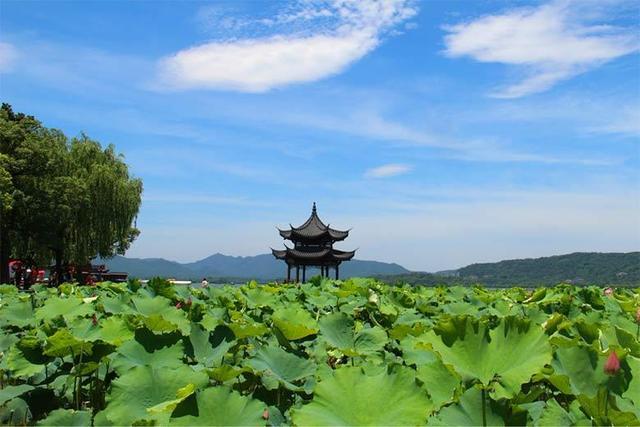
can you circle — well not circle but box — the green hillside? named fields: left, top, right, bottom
left=378, top=252, right=640, bottom=287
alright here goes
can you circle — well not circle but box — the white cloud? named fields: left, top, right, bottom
left=0, top=42, right=18, bottom=73
left=443, top=1, right=639, bottom=98
left=365, top=163, right=412, bottom=178
left=157, top=0, right=417, bottom=92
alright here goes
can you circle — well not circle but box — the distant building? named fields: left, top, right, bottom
left=272, top=203, right=355, bottom=282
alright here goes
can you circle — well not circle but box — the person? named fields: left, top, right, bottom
left=85, top=274, right=95, bottom=286
left=201, top=277, right=209, bottom=288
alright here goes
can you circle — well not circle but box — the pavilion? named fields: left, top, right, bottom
left=272, top=203, right=355, bottom=282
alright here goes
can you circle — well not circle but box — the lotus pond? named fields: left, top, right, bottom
left=0, top=279, right=639, bottom=426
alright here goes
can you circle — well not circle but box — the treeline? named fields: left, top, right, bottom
left=0, top=104, right=142, bottom=283
left=377, top=252, right=640, bottom=287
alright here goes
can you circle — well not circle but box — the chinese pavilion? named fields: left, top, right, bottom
left=272, top=203, right=355, bottom=282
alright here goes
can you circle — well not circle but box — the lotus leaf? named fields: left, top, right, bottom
left=425, top=317, right=552, bottom=398
left=291, top=366, right=432, bottom=426
left=0, top=384, right=34, bottom=405
left=111, top=340, right=185, bottom=374
left=245, top=344, right=315, bottom=391
left=102, top=365, right=208, bottom=425
left=272, top=305, right=318, bottom=340
left=189, top=323, right=232, bottom=367
left=428, top=386, right=504, bottom=426
left=37, top=409, right=92, bottom=426
left=169, top=386, right=265, bottom=426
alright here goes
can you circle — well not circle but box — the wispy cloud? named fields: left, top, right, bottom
left=156, top=0, right=418, bottom=92
left=443, top=1, right=639, bottom=98
left=365, top=163, right=412, bottom=178
left=0, top=41, right=17, bottom=73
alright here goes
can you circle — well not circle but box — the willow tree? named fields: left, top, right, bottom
left=60, top=135, right=143, bottom=269
left=0, top=104, right=142, bottom=282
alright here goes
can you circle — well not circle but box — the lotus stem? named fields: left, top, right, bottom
left=481, top=387, right=487, bottom=427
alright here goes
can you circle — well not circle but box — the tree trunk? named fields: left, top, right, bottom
left=0, top=226, right=10, bottom=284
left=54, top=247, right=63, bottom=287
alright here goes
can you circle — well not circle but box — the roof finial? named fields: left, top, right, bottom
left=312, top=202, right=317, bottom=215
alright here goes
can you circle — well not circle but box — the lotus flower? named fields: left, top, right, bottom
left=604, top=352, right=620, bottom=375
left=604, top=287, right=613, bottom=296
left=635, top=307, right=640, bottom=324
left=262, top=408, right=269, bottom=420
left=175, top=301, right=182, bottom=309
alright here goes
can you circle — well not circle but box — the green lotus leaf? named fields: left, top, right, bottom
left=37, top=409, right=92, bottom=426
left=189, top=323, right=232, bottom=367
left=319, top=312, right=387, bottom=356
left=44, top=329, right=92, bottom=357
left=5, top=344, right=48, bottom=377
left=0, top=384, right=34, bottom=405
left=0, top=300, right=34, bottom=328
left=416, top=355, right=461, bottom=409
left=424, top=317, right=552, bottom=398
left=0, top=332, right=18, bottom=353
left=102, top=365, right=208, bottom=425
left=228, top=317, right=269, bottom=339
left=68, top=316, right=134, bottom=346
left=0, top=397, right=32, bottom=425
left=549, top=345, right=608, bottom=398
left=428, top=386, right=504, bottom=426
left=272, top=305, right=318, bottom=340
left=146, top=383, right=196, bottom=415
left=132, top=295, right=190, bottom=335
left=35, top=296, right=93, bottom=322
left=245, top=344, right=315, bottom=391
left=169, top=386, right=265, bottom=426
left=291, top=366, right=432, bottom=426
left=111, top=340, right=185, bottom=374
left=532, top=398, right=588, bottom=426
left=623, top=356, right=640, bottom=405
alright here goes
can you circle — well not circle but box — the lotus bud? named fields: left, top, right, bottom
left=186, top=298, right=192, bottom=307
left=175, top=301, right=182, bottom=309
left=262, top=408, right=269, bottom=420
left=92, top=313, right=98, bottom=326
left=604, top=352, right=620, bottom=376
left=604, top=287, right=613, bottom=296
left=635, top=307, right=640, bottom=324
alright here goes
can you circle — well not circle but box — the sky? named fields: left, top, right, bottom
left=1, top=0, right=639, bottom=271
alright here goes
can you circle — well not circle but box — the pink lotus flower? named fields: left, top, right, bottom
left=604, top=287, right=613, bottom=296
left=175, top=301, right=182, bottom=309
left=604, top=352, right=620, bottom=376
left=262, top=408, right=269, bottom=420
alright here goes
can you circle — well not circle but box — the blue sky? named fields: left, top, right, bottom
left=1, top=0, right=639, bottom=271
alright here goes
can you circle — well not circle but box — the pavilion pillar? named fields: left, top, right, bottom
left=302, top=265, right=306, bottom=283
left=287, top=265, right=291, bottom=282
left=321, top=266, right=325, bottom=277
left=296, top=266, right=300, bottom=283
left=335, top=265, right=339, bottom=280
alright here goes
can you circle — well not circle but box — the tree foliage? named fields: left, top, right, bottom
left=0, top=103, right=142, bottom=281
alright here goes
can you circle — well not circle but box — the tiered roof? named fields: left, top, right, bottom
left=277, top=203, right=350, bottom=243
left=272, top=203, right=356, bottom=265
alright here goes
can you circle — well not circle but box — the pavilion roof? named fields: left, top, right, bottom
left=278, top=203, right=350, bottom=242
left=271, top=247, right=356, bottom=262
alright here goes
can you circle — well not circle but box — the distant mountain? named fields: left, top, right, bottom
left=376, top=252, right=640, bottom=287
left=100, top=253, right=410, bottom=281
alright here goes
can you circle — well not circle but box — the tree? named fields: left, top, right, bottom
left=0, top=104, right=143, bottom=283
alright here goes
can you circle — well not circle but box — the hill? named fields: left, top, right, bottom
left=100, top=253, right=410, bottom=281
left=376, top=252, right=640, bottom=287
